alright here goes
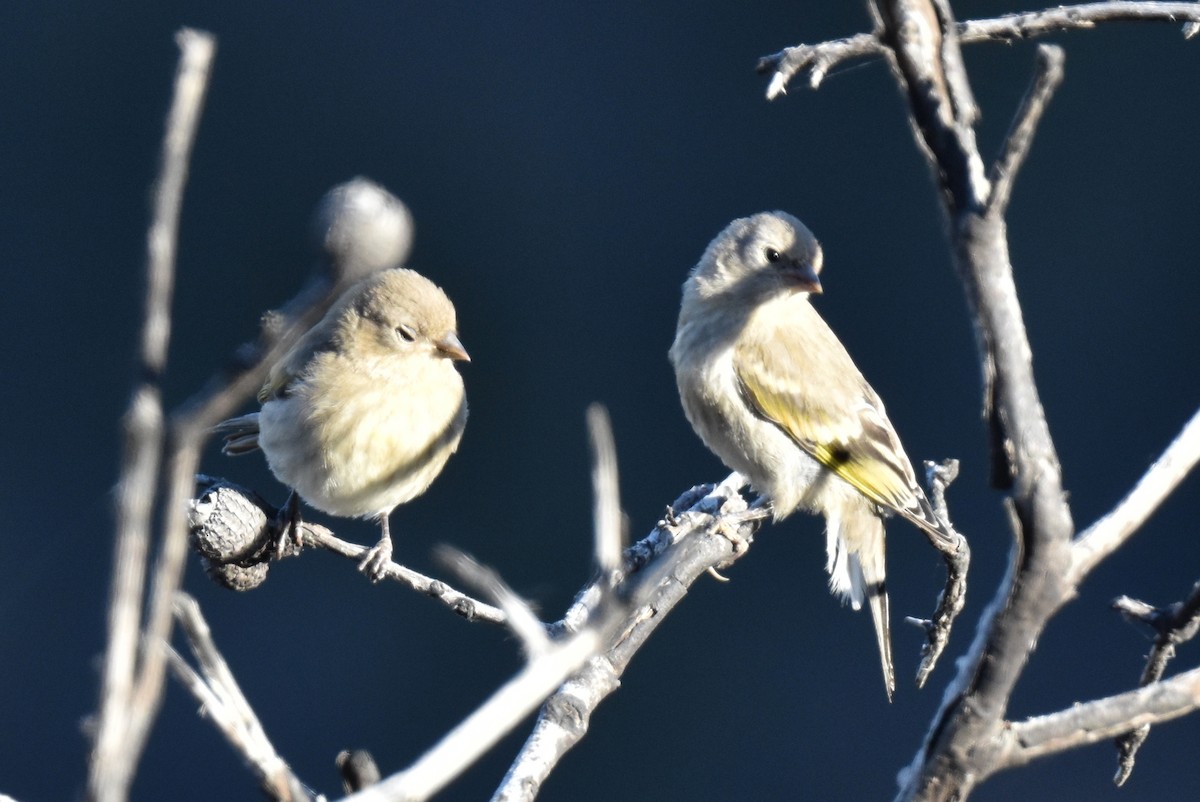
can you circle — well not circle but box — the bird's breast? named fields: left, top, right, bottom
left=257, top=353, right=467, bottom=518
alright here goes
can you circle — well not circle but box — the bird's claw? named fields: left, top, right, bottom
left=716, top=507, right=767, bottom=554
left=273, top=492, right=304, bottom=560
left=358, top=538, right=393, bottom=582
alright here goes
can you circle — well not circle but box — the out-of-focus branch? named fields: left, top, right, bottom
left=167, top=594, right=315, bottom=802
left=120, top=178, right=411, bottom=802
left=587, top=404, right=624, bottom=577
left=90, top=30, right=215, bottom=802
left=339, top=406, right=648, bottom=802
left=98, top=33, right=415, bottom=802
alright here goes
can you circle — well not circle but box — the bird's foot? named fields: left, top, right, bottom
left=715, top=506, right=768, bottom=555
left=273, top=491, right=304, bottom=559
left=358, top=536, right=394, bottom=583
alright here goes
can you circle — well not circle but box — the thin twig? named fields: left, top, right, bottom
left=90, top=29, right=215, bottom=802
left=1112, top=579, right=1200, bottom=784
left=912, top=460, right=970, bottom=688
left=998, top=666, right=1200, bottom=769
left=758, top=32, right=881, bottom=96
left=987, top=44, right=1065, bottom=217
left=759, top=2, right=1200, bottom=99
left=964, top=2, right=1200, bottom=42
left=1070, top=407, right=1200, bottom=584
left=188, top=479, right=507, bottom=624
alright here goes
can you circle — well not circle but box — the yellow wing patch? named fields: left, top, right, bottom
left=734, top=332, right=920, bottom=518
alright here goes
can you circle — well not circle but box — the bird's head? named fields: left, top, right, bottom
left=689, top=210, right=824, bottom=304
left=347, top=268, right=470, bottom=363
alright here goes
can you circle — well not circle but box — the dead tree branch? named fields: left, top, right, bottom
left=1070, top=408, right=1200, bottom=584
left=1111, top=578, right=1200, bottom=783
left=188, top=478, right=507, bottom=624
left=92, top=28, right=415, bottom=799
left=167, top=594, right=315, bottom=802
left=759, top=2, right=1200, bottom=97
left=1000, top=666, right=1200, bottom=769
left=746, top=2, right=1200, bottom=800
left=491, top=473, right=762, bottom=801
left=90, top=30, right=215, bottom=802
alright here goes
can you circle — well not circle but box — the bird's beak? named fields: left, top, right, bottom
left=786, top=260, right=823, bottom=294
left=436, top=332, right=471, bottom=362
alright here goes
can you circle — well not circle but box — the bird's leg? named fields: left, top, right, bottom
left=273, top=491, right=304, bottom=559
left=358, top=515, right=394, bottom=582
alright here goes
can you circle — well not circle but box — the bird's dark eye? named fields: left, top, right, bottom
left=764, top=248, right=781, bottom=263
left=396, top=324, right=418, bottom=342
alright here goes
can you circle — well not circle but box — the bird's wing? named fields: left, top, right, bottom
left=733, top=320, right=952, bottom=544
left=257, top=322, right=340, bottom=403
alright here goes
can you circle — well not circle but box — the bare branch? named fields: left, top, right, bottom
left=188, top=479, right=507, bottom=624
left=963, top=2, right=1200, bottom=43
left=758, top=32, right=882, bottom=97
left=168, top=594, right=314, bottom=802
left=911, top=460, right=970, bottom=688
left=492, top=473, right=762, bottom=801
left=1112, top=579, right=1200, bottom=784
left=987, top=45, right=1065, bottom=217
left=343, top=615, right=608, bottom=802
left=868, top=2, right=1075, bottom=798
left=998, top=667, right=1200, bottom=770
left=123, top=178, right=419, bottom=793
left=90, top=29, right=215, bottom=802
left=759, top=2, right=1200, bottom=99
left=874, top=0, right=990, bottom=211
left=1070, top=407, right=1200, bottom=583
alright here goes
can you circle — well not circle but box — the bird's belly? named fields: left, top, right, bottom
left=258, top=386, right=463, bottom=518
left=678, top=356, right=825, bottom=517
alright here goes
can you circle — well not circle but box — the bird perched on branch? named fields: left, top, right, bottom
left=218, top=268, right=470, bottom=581
left=669, top=211, right=954, bottom=699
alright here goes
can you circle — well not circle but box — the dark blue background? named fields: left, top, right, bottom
left=3, top=1, right=1199, bottom=800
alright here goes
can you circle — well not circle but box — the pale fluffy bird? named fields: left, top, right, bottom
left=669, top=211, right=953, bottom=698
left=219, top=268, right=469, bottom=581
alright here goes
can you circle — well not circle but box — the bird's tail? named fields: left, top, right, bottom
left=825, top=502, right=895, bottom=701
left=212, top=413, right=262, bottom=456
